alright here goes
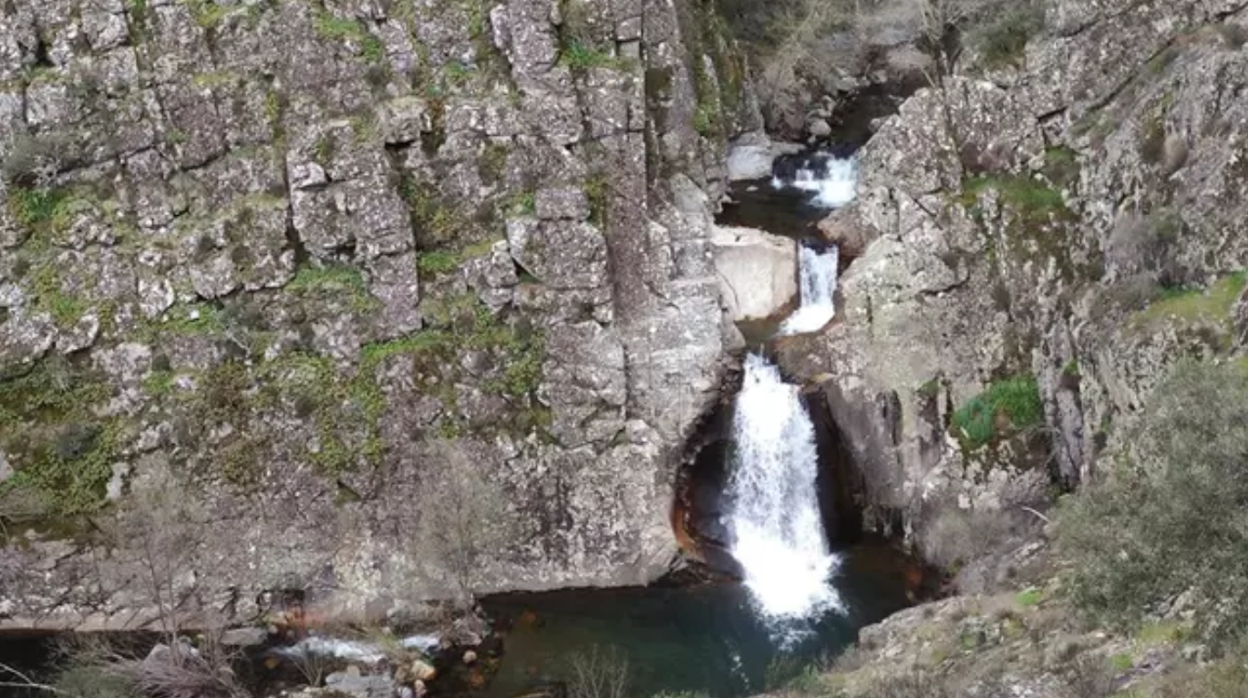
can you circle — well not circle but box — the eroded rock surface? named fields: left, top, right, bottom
left=779, top=0, right=1248, bottom=575
left=0, top=0, right=753, bottom=629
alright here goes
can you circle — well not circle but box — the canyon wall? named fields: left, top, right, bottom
left=0, top=0, right=757, bottom=629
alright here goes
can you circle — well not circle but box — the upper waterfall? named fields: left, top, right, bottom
left=770, top=152, right=858, bottom=209
left=726, top=355, right=842, bottom=637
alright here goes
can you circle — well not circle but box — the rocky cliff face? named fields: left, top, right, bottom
left=0, top=0, right=756, bottom=629
left=777, top=0, right=1248, bottom=586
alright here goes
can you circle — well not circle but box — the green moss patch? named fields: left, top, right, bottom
left=951, top=374, right=1044, bottom=451
left=0, top=357, right=122, bottom=514
left=286, top=262, right=379, bottom=313
left=961, top=175, right=1071, bottom=222
left=416, top=240, right=498, bottom=277
left=1130, top=271, right=1247, bottom=328
left=314, top=11, right=385, bottom=64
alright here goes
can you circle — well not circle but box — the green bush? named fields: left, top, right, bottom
left=1059, top=359, right=1248, bottom=648
left=950, top=374, right=1044, bottom=449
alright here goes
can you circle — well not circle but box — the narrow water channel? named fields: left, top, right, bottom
left=465, top=146, right=925, bottom=698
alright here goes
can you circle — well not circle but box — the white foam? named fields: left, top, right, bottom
left=399, top=634, right=441, bottom=653
left=788, top=158, right=858, bottom=209
left=279, top=636, right=387, bottom=664
left=276, top=633, right=440, bottom=664
left=727, top=355, right=843, bottom=639
left=780, top=245, right=839, bottom=336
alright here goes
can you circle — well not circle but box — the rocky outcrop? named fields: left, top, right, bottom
left=0, top=0, right=752, bottom=630
left=710, top=225, right=796, bottom=321
left=777, top=0, right=1248, bottom=576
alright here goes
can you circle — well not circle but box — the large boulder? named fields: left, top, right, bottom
left=711, top=225, right=798, bottom=321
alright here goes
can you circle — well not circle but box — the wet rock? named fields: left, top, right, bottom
left=807, top=117, right=832, bottom=139
left=220, top=627, right=269, bottom=647
left=410, top=658, right=437, bottom=682
left=324, top=670, right=398, bottom=698
left=725, top=132, right=803, bottom=181
left=710, top=225, right=797, bottom=321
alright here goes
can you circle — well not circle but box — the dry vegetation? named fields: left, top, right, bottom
left=716, top=0, right=1046, bottom=133
left=413, top=440, right=517, bottom=603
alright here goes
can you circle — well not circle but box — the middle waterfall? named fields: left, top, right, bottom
left=781, top=245, right=839, bottom=336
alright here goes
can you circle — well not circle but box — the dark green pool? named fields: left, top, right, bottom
left=477, top=543, right=920, bottom=698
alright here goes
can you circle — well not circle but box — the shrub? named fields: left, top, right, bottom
left=950, top=374, right=1043, bottom=449
left=566, top=645, right=629, bottom=698
left=1104, top=210, right=1185, bottom=283
left=1155, top=658, right=1248, bottom=698
left=1059, top=359, right=1248, bottom=649
left=921, top=506, right=1016, bottom=570
left=859, top=670, right=954, bottom=698
left=973, top=1, right=1045, bottom=68
left=1, top=132, right=67, bottom=187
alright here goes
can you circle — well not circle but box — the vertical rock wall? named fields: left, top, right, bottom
left=0, top=0, right=751, bottom=629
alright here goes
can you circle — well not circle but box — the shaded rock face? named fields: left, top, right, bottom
left=775, top=0, right=1248, bottom=573
left=0, top=0, right=753, bottom=629
left=710, top=225, right=797, bottom=321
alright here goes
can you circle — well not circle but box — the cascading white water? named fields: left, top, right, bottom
left=771, top=155, right=858, bottom=209
left=780, top=245, right=839, bottom=336
left=726, top=354, right=842, bottom=632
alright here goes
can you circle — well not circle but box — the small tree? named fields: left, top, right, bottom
left=413, top=441, right=516, bottom=603
left=98, top=469, right=248, bottom=698
left=566, top=645, right=630, bottom=698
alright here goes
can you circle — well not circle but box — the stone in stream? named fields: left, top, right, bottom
left=726, top=132, right=805, bottom=181
left=411, top=658, right=437, bottom=682
left=220, top=627, right=269, bottom=647
left=710, top=225, right=798, bottom=322
left=320, top=670, right=399, bottom=698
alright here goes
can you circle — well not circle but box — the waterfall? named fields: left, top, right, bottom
left=780, top=245, right=839, bottom=336
left=770, top=153, right=858, bottom=209
left=726, top=354, right=842, bottom=634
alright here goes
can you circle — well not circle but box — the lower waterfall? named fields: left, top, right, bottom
left=726, top=354, right=842, bottom=641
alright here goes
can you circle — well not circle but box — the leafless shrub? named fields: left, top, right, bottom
left=100, top=469, right=208, bottom=641
left=286, top=647, right=334, bottom=688
left=0, top=660, right=65, bottom=696
left=566, top=645, right=630, bottom=698
left=413, top=440, right=516, bottom=603
left=1, top=132, right=68, bottom=187
left=1087, top=273, right=1165, bottom=325
left=106, top=637, right=248, bottom=698
left=1104, top=210, right=1185, bottom=285
left=860, top=669, right=955, bottom=698
left=1064, top=654, right=1116, bottom=698
left=920, top=506, right=1015, bottom=571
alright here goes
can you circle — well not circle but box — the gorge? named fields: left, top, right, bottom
left=8, top=0, right=1248, bottom=696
